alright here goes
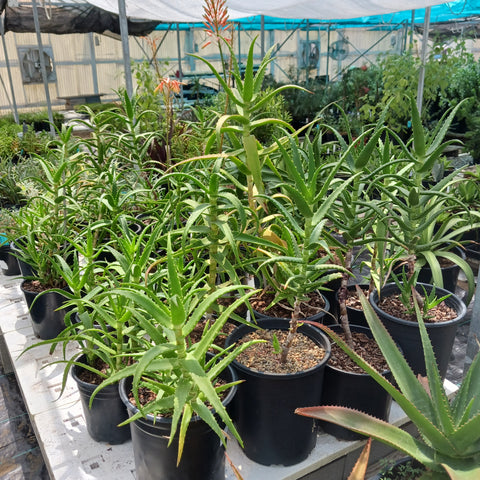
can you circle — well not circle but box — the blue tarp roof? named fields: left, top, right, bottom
left=155, top=0, right=480, bottom=31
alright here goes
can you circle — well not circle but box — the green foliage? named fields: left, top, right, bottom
left=191, top=36, right=304, bottom=210
left=0, top=207, right=19, bottom=242
left=90, top=237, right=261, bottom=464
left=0, top=124, right=22, bottom=160
left=379, top=458, right=426, bottom=480
left=391, top=270, right=452, bottom=320
left=297, top=289, right=480, bottom=480
left=18, top=110, right=63, bottom=131
left=0, top=158, right=27, bottom=208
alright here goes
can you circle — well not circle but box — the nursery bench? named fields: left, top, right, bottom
left=58, top=93, right=105, bottom=109
left=0, top=269, right=457, bottom=480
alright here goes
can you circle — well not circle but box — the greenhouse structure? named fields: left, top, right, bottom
left=0, top=1, right=480, bottom=479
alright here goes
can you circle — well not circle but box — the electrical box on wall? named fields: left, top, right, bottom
left=17, top=46, right=56, bottom=84
left=300, top=40, right=320, bottom=68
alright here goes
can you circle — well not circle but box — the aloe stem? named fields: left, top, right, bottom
left=338, top=249, right=354, bottom=348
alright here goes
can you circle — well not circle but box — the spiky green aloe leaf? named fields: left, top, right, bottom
left=296, top=406, right=439, bottom=470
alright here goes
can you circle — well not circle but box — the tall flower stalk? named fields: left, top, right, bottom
left=154, top=77, right=182, bottom=169
left=202, top=0, right=232, bottom=84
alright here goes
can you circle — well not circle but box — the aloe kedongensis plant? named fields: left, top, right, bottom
left=14, top=127, right=86, bottom=288
left=237, top=135, right=352, bottom=357
left=367, top=98, right=478, bottom=305
left=90, top=236, right=262, bottom=464
left=21, top=219, right=167, bottom=396
left=297, top=286, right=480, bottom=480
left=190, top=36, right=307, bottom=211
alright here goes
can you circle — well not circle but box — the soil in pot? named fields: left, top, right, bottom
left=250, top=290, right=331, bottom=324
left=320, top=326, right=392, bottom=441
left=234, top=327, right=326, bottom=374
left=376, top=294, right=457, bottom=323
left=334, top=283, right=369, bottom=327
left=72, top=356, right=131, bottom=445
left=187, top=319, right=238, bottom=349
left=225, top=319, right=331, bottom=466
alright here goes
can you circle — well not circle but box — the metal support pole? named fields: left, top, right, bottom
left=260, top=15, right=265, bottom=58
left=0, top=14, right=19, bottom=123
left=118, top=0, right=133, bottom=98
left=176, top=24, right=184, bottom=106
left=237, top=22, right=241, bottom=68
left=31, top=0, right=55, bottom=135
left=410, top=9, right=415, bottom=48
left=88, top=33, right=99, bottom=95
left=416, top=6, right=431, bottom=116
left=325, top=25, right=330, bottom=84
left=305, top=19, right=310, bottom=82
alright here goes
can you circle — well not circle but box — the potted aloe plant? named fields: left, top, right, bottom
left=296, top=286, right=480, bottom=480
left=0, top=207, right=20, bottom=276
left=220, top=135, right=365, bottom=465
left=14, top=127, right=85, bottom=339
left=362, top=98, right=477, bottom=379
left=21, top=220, right=165, bottom=444
left=374, top=97, right=477, bottom=303
left=87, top=236, right=261, bottom=480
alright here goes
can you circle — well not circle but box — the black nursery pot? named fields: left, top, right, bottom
left=72, top=356, right=130, bottom=445
left=320, top=325, right=392, bottom=441
left=0, top=244, right=20, bottom=276
left=370, top=283, right=466, bottom=379
left=119, top=363, right=237, bottom=480
left=225, top=319, right=331, bottom=466
left=20, top=281, right=68, bottom=340
left=416, top=246, right=466, bottom=295
left=461, top=227, right=480, bottom=262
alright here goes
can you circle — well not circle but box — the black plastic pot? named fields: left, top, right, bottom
left=320, top=325, right=392, bottom=441
left=72, top=356, right=130, bottom=444
left=0, top=244, right=20, bottom=276
left=20, top=281, right=68, bottom=339
left=461, top=227, right=480, bottom=262
left=119, top=363, right=237, bottom=480
left=225, top=319, right=331, bottom=466
left=370, top=283, right=466, bottom=379
left=417, top=246, right=466, bottom=295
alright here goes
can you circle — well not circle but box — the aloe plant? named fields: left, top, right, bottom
left=21, top=219, right=166, bottom=396
left=296, top=286, right=480, bottom=480
left=190, top=36, right=306, bottom=211
left=368, top=98, right=479, bottom=305
left=237, top=135, right=352, bottom=358
left=90, top=235, right=261, bottom=464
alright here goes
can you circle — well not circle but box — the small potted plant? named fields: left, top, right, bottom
left=13, top=132, right=83, bottom=338
left=88, top=236, right=261, bottom=480
left=20, top=220, right=165, bottom=444
left=0, top=207, right=20, bottom=276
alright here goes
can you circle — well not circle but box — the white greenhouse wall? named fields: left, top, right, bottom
left=0, top=25, right=478, bottom=116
